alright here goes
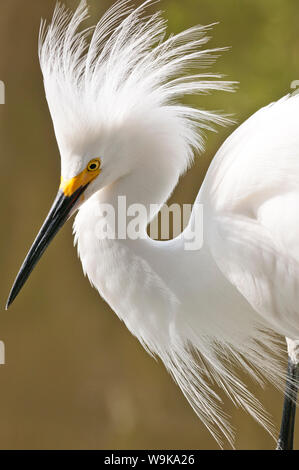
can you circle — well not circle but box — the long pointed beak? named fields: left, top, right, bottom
left=6, top=184, right=88, bottom=309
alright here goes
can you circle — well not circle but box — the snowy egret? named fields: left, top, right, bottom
left=6, top=0, right=299, bottom=449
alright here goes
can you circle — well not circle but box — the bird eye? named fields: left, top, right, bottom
left=87, top=159, right=101, bottom=172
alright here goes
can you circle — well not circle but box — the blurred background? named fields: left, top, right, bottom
left=1, top=0, right=299, bottom=450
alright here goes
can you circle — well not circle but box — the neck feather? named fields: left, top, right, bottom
left=96, top=158, right=181, bottom=232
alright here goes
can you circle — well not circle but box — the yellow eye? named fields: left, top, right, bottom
left=87, top=158, right=101, bottom=172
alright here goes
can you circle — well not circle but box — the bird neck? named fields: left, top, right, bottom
left=95, top=158, right=181, bottom=233
left=74, top=162, right=184, bottom=348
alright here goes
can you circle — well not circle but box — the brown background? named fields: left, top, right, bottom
left=0, top=0, right=299, bottom=450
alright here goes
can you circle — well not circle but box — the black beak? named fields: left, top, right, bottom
left=6, top=184, right=88, bottom=309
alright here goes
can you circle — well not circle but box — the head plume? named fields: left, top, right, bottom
left=39, top=0, right=234, bottom=173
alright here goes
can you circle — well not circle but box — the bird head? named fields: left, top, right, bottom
left=6, top=0, right=233, bottom=308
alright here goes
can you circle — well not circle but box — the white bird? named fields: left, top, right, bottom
left=6, top=0, right=299, bottom=449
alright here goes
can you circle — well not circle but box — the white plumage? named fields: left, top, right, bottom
left=8, top=0, right=299, bottom=448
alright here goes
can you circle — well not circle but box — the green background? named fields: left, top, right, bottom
left=0, top=0, right=299, bottom=449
